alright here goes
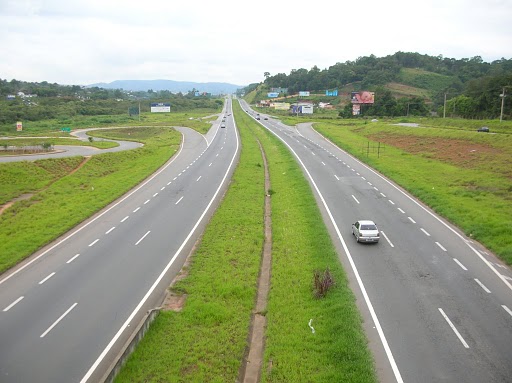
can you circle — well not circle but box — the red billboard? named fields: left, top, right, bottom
left=351, top=91, right=375, bottom=104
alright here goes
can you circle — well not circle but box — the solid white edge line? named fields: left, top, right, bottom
left=39, top=272, right=56, bottom=285
left=0, top=132, right=187, bottom=285
left=3, top=296, right=24, bottom=312
left=135, top=231, right=150, bottom=246
left=80, top=101, right=241, bottom=383
left=381, top=231, right=394, bottom=248
left=40, top=303, right=77, bottom=338
left=438, top=308, right=469, bottom=348
left=474, top=279, right=491, bottom=293
left=502, top=305, right=512, bottom=317
left=352, top=195, right=360, bottom=204
left=268, top=117, right=404, bottom=383
left=308, top=126, right=512, bottom=292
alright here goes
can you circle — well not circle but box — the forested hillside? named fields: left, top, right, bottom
left=248, top=52, right=512, bottom=119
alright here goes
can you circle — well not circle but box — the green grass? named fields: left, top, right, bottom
left=115, top=102, right=376, bottom=382
left=239, top=105, right=376, bottom=382
left=312, top=119, right=512, bottom=263
left=0, top=110, right=220, bottom=136
left=0, top=127, right=181, bottom=272
left=115, top=103, right=266, bottom=382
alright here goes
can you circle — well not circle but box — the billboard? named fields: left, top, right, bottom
left=352, top=104, right=361, bottom=116
left=267, top=92, right=279, bottom=98
left=16, top=121, right=23, bottom=131
left=298, top=91, right=310, bottom=97
left=150, top=103, right=171, bottom=113
left=274, top=102, right=290, bottom=110
left=325, top=89, right=338, bottom=96
left=351, top=91, right=374, bottom=104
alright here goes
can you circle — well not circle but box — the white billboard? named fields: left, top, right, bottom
left=151, top=103, right=171, bottom=113
left=298, top=91, right=310, bottom=97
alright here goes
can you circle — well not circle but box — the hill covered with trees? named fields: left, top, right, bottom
left=244, top=52, right=512, bottom=119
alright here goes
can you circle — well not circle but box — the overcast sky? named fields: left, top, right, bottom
left=1, top=0, right=511, bottom=87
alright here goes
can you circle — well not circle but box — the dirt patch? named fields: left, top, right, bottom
left=368, top=133, right=502, bottom=169
left=0, top=193, right=34, bottom=216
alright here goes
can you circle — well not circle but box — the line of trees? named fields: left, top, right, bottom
left=0, top=79, right=223, bottom=125
left=257, top=52, right=512, bottom=119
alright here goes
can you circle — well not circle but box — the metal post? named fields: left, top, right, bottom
left=138, top=102, right=141, bottom=122
left=500, top=87, right=506, bottom=123
left=443, top=93, right=447, bottom=118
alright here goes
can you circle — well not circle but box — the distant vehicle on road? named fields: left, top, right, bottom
left=352, top=220, right=380, bottom=243
left=220, top=124, right=226, bottom=128
left=477, top=126, right=490, bottom=132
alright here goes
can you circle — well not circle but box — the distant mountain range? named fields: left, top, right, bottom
left=87, top=79, right=244, bottom=95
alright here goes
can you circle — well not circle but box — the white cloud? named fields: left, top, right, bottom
left=1, top=0, right=511, bottom=86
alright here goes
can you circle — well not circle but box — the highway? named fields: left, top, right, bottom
left=239, top=100, right=512, bottom=383
left=0, top=99, right=240, bottom=383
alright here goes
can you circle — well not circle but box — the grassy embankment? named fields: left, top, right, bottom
left=286, top=118, right=512, bottom=263
left=0, top=126, right=181, bottom=272
left=115, top=102, right=376, bottom=382
left=0, top=110, right=218, bottom=136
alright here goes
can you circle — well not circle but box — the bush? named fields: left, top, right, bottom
left=313, top=268, right=335, bottom=298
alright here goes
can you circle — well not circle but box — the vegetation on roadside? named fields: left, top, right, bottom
left=310, top=119, right=512, bottom=263
left=0, top=127, right=181, bottom=272
left=115, top=101, right=377, bottom=382
left=241, top=104, right=376, bottom=382
left=115, top=102, right=266, bottom=382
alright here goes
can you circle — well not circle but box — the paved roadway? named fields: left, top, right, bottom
left=0, top=129, right=143, bottom=163
left=239, top=100, right=512, bottom=383
left=0, top=99, right=239, bottom=382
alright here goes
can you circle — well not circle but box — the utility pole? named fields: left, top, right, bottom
left=138, top=102, right=141, bottom=122
left=500, top=87, right=506, bottom=123
left=443, top=93, right=447, bottom=118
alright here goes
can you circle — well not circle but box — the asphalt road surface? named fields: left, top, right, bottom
left=239, top=99, right=512, bottom=383
left=0, top=129, right=143, bottom=163
left=0, top=100, right=240, bottom=383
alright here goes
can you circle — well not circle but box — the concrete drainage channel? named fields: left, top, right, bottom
left=238, top=139, right=273, bottom=383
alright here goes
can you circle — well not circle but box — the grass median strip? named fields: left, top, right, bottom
left=241, top=106, right=376, bottom=382
left=115, top=108, right=266, bottom=382
left=115, top=103, right=376, bottom=382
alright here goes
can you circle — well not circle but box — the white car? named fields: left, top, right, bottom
left=352, top=220, right=380, bottom=243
